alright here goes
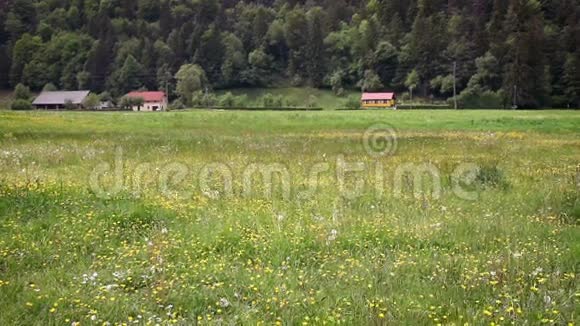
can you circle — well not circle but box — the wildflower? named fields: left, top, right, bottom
left=276, top=213, right=285, bottom=222
left=327, top=229, right=338, bottom=242
left=544, top=295, right=552, bottom=305
left=219, top=298, right=230, bottom=308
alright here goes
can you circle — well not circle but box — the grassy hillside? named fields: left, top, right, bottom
left=216, top=87, right=360, bottom=109
left=0, top=110, right=578, bottom=325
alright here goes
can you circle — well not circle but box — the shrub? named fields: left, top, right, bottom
left=11, top=99, right=33, bottom=111
left=236, top=94, right=249, bottom=107
left=344, top=96, right=361, bottom=110
left=262, top=93, right=275, bottom=107
left=475, top=164, right=509, bottom=189
left=82, top=93, right=100, bottom=110
left=191, top=91, right=204, bottom=106
left=203, top=93, right=217, bottom=107
left=455, top=87, right=504, bottom=109
left=118, top=96, right=144, bottom=111
left=169, top=99, right=185, bottom=110
left=307, top=95, right=318, bottom=108
left=274, top=95, right=284, bottom=107
left=64, top=99, right=77, bottom=110
left=14, top=84, right=31, bottom=100
left=285, top=98, right=299, bottom=107
left=191, top=91, right=217, bottom=107
left=42, top=83, right=57, bottom=92
left=219, top=92, right=236, bottom=107
left=99, top=91, right=113, bottom=102
left=399, top=92, right=411, bottom=101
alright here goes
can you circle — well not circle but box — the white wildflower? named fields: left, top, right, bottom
left=219, top=298, right=231, bottom=308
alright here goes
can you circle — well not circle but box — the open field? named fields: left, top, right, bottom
left=0, top=110, right=579, bottom=325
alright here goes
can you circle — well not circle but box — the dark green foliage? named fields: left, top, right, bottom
left=10, top=99, right=32, bottom=110
left=64, top=99, right=76, bottom=110
left=42, top=83, right=57, bottom=91
left=14, top=83, right=31, bottom=100
left=1, top=0, right=580, bottom=108
left=261, top=93, right=284, bottom=108
left=119, top=96, right=144, bottom=111
left=475, top=164, right=509, bottom=189
left=344, top=96, right=361, bottom=110
left=169, top=99, right=185, bottom=111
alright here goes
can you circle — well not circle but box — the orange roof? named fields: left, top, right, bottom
left=126, top=91, right=166, bottom=102
left=361, top=92, right=396, bottom=101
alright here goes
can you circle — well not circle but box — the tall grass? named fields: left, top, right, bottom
left=0, top=110, right=578, bottom=324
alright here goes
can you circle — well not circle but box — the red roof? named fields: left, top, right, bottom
left=361, top=92, right=396, bottom=101
left=126, top=91, right=166, bottom=102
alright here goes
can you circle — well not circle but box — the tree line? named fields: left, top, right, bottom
left=0, top=0, right=579, bottom=108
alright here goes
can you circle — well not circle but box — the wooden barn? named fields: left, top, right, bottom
left=32, top=91, right=90, bottom=110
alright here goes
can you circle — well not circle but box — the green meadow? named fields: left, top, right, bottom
left=0, top=110, right=579, bottom=325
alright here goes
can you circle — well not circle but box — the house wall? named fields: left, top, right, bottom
left=132, top=99, right=168, bottom=112
left=361, top=100, right=396, bottom=108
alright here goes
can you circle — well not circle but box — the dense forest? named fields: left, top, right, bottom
left=1, top=0, right=580, bottom=108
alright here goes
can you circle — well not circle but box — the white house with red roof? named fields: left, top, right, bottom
left=361, top=92, right=397, bottom=109
left=125, top=91, right=168, bottom=112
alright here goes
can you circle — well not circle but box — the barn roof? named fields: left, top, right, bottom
left=361, top=92, right=396, bottom=101
left=33, top=91, right=90, bottom=105
left=126, top=91, right=166, bottom=102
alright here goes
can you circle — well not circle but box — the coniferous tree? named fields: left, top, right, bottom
left=0, top=0, right=578, bottom=108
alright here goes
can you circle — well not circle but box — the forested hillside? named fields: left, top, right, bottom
left=0, top=0, right=579, bottom=108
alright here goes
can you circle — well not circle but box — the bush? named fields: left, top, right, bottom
left=64, top=99, right=77, bottom=110
left=82, top=93, right=100, bottom=110
left=455, top=88, right=504, bottom=109
left=203, top=93, right=217, bottom=107
left=285, top=97, right=299, bottom=107
left=11, top=99, right=33, bottom=111
left=192, top=91, right=217, bottom=107
left=475, top=164, right=509, bottom=189
left=219, top=92, right=236, bottom=107
left=236, top=94, right=249, bottom=107
left=262, top=93, right=276, bottom=107
left=99, top=91, right=113, bottom=102
left=169, top=99, right=185, bottom=110
left=307, top=95, right=318, bottom=108
left=42, top=83, right=57, bottom=92
left=118, top=96, right=144, bottom=111
left=191, top=91, right=204, bottom=106
left=14, top=84, right=31, bottom=100
left=344, top=96, right=361, bottom=110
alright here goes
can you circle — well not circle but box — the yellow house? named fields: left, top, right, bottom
left=361, top=92, right=397, bottom=109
